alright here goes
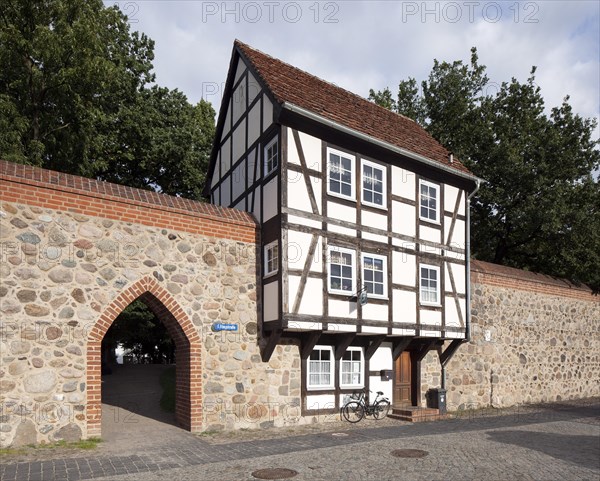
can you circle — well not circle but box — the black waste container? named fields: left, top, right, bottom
left=427, top=388, right=447, bottom=414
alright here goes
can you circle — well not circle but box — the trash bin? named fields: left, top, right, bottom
left=427, top=388, right=447, bottom=414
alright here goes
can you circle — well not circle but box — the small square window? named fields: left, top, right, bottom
left=362, top=160, right=386, bottom=208
left=419, top=180, right=439, bottom=223
left=264, top=241, right=278, bottom=277
left=264, top=137, right=278, bottom=176
left=420, top=264, right=440, bottom=305
left=327, top=148, right=355, bottom=200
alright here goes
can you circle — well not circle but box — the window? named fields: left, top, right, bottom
left=308, top=346, right=333, bottom=389
left=328, top=246, right=356, bottom=294
left=327, top=148, right=355, bottom=199
left=419, top=180, right=439, bottom=222
left=420, top=264, right=440, bottom=305
left=264, top=137, right=278, bottom=176
left=264, top=241, right=278, bottom=277
left=362, top=253, right=387, bottom=298
left=340, top=348, right=363, bottom=387
left=362, top=160, right=386, bottom=208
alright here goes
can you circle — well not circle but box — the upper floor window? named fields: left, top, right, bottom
left=419, top=180, right=439, bottom=223
left=328, top=246, right=355, bottom=294
left=264, top=240, right=278, bottom=277
left=327, top=148, right=355, bottom=200
left=264, top=137, right=279, bottom=176
left=362, top=253, right=387, bottom=298
left=362, top=160, right=386, bottom=208
left=340, top=347, right=363, bottom=387
left=420, top=264, right=440, bottom=305
left=308, top=346, right=333, bottom=389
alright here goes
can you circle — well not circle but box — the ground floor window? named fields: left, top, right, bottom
left=340, top=347, right=363, bottom=388
left=307, top=346, right=333, bottom=389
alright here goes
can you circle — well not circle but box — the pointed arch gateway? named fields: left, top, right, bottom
left=86, top=276, right=202, bottom=437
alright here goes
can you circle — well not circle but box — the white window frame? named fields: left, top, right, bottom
left=327, top=245, right=356, bottom=295
left=419, top=179, right=440, bottom=223
left=361, top=253, right=387, bottom=299
left=307, top=345, right=334, bottom=390
left=264, top=136, right=279, bottom=176
left=361, top=159, right=387, bottom=209
left=327, top=147, right=356, bottom=200
left=264, top=240, right=278, bottom=278
left=419, top=264, right=441, bottom=306
left=339, top=347, right=364, bottom=388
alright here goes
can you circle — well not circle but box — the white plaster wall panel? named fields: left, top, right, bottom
left=447, top=262, right=466, bottom=295
left=232, top=119, right=246, bottom=165
left=287, top=214, right=322, bottom=230
left=234, top=58, right=247, bottom=84
left=392, top=290, right=416, bottom=324
left=286, top=230, right=322, bottom=272
left=326, top=323, right=357, bottom=333
left=247, top=102, right=261, bottom=148
left=252, top=189, right=262, bottom=223
left=361, top=232, right=388, bottom=244
left=297, top=278, right=324, bottom=316
left=287, top=173, right=316, bottom=214
left=392, top=201, right=416, bottom=237
left=286, top=127, right=300, bottom=165
left=446, top=331, right=465, bottom=339
left=231, top=159, right=246, bottom=202
left=262, top=178, right=278, bottom=221
left=421, top=330, right=441, bottom=337
left=222, top=102, right=231, bottom=137
left=420, top=225, right=442, bottom=244
left=327, top=224, right=356, bottom=237
left=327, top=201, right=356, bottom=224
left=287, top=275, right=300, bottom=312
left=221, top=138, right=231, bottom=173
left=298, top=130, right=323, bottom=171
left=211, top=152, right=220, bottom=188
left=247, top=148, right=257, bottom=185
left=263, top=94, right=273, bottom=129
left=212, top=186, right=220, bottom=206
left=391, top=166, right=415, bottom=199
left=247, top=72, right=260, bottom=106
left=444, top=298, right=460, bottom=328
left=446, top=251, right=465, bottom=262
left=220, top=175, right=231, bottom=207
left=444, top=184, right=460, bottom=213
left=449, top=219, right=466, bottom=247
left=306, top=394, right=335, bottom=407
left=329, top=299, right=358, bottom=319
left=420, top=309, right=442, bottom=326
left=392, top=252, right=416, bottom=286
left=361, top=326, right=387, bottom=334
left=369, top=376, right=393, bottom=401
left=263, top=281, right=279, bottom=322
left=362, top=210, right=387, bottom=231
left=391, top=328, right=416, bottom=335
left=233, top=199, right=244, bottom=211
left=370, top=344, right=392, bottom=371
left=231, top=81, right=246, bottom=125
left=362, top=303, right=388, bottom=322
left=287, top=320, right=323, bottom=331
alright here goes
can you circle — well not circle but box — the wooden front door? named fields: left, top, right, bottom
left=394, top=351, right=412, bottom=406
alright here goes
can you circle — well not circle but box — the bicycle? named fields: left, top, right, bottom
left=341, top=389, right=391, bottom=423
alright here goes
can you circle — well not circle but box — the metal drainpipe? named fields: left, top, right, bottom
left=441, top=179, right=481, bottom=391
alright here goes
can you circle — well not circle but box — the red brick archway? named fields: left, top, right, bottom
left=86, top=276, right=202, bottom=437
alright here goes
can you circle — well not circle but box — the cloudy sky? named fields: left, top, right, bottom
left=107, top=0, right=599, bottom=132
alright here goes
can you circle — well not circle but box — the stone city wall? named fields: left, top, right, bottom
left=421, top=260, right=600, bottom=410
left=0, top=161, right=303, bottom=447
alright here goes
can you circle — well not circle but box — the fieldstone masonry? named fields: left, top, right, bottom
left=421, top=261, right=600, bottom=410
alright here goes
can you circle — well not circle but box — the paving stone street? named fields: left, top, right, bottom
left=1, top=399, right=598, bottom=481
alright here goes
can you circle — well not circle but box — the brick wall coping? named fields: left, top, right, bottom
left=471, top=259, right=597, bottom=300
left=0, top=160, right=256, bottom=230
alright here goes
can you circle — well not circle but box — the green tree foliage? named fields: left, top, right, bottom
left=0, top=0, right=214, bottom=199
left=102, top=300, right=175, bottom=364
left=370, top=50, right=600, bottom=292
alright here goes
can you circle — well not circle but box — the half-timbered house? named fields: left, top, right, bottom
left=205, top=41, right=482, bottom=417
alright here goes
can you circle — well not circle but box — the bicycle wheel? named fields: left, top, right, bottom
left=373, top=400, right=391, bottom=420
left=342, top=401, right=365, bottom=423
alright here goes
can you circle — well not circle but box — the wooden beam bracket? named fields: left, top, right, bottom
left=261, top=329, right=283, bottom=362
left=300, top=331, right=322, bottom=359
left=439, top=339, right=465, bottom=367
left=415, top=339, right=437, bottom=362
left=392, top=337, right=413, bottom=361
left=334, top=333, right=357, bottom=360
left=365, top=335, right=386, bottom=360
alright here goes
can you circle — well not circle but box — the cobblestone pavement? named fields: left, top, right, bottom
left=1, top=400, right=598, bottom=481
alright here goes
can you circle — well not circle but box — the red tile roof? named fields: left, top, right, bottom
left=235, top=40, right=473, bottom=177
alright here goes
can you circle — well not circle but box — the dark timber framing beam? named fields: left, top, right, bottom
left=415, top=339, right=437, bottom=362
left=392, top=337, right=413, bottom=361
left=365, top=336, right=386, bottom=360
left=439, top=339, right=464, bottom=367
left=334, top=334, right=356, bottom=360
left=300, top=331, right=322, bottom=359
left=261, top=329, right=283, bottom=362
